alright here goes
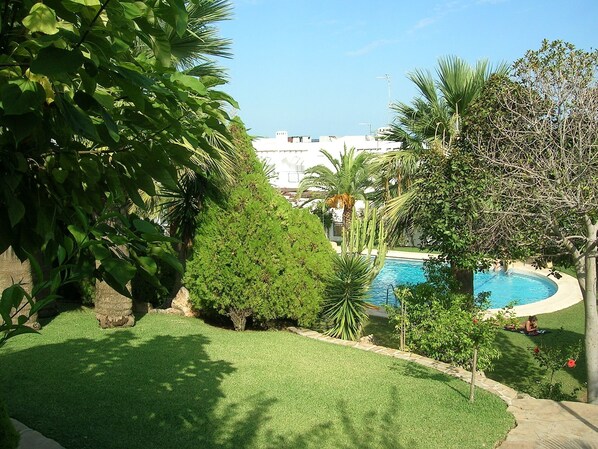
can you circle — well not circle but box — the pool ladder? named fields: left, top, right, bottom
left=385, top=284, right=398, bottom=307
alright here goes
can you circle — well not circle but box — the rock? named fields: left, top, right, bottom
left=171, top=287, right=196, bottom=317
left=148, top=308, right=184, bottom=316
left=359, top=334, right=374, bottom=344
left=133, top=301, right=153, bottom=314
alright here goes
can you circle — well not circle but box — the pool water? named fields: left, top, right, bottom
left=369, top=258, right=558, bottom=309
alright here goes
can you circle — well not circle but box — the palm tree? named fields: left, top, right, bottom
left=296, top=146, right=371, bottom=231
left=381, top=56, right=508, bottom=294
left=121, top=1, right=237, bottom=309
left=369, top=148, right=420, bottom=245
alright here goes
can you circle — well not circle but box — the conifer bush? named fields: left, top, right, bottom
left=184, top=124, right=334, bottom=330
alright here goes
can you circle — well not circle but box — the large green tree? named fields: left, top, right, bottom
left=467, top=40, right=598, bottom=403
left=130, top=0, right=237, bottom=304
left=0, top=0, right=236, bottom=328
left=296, top=145, right=371, bottom=231
left=383, top=56, right=507, bottom=294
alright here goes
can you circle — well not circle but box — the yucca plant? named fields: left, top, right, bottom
left=322, top=253, right=373, bottom=341
left=323, top=204, right=387, bottom=340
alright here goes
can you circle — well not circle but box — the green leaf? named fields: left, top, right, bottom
left=209, top=90, right=240, bottom=109
left=63, top=0, right=101, bottom=10
left=63, top=236, right=74, bottom=257
left=133, top=219, right=157, bottom=234
left=57, top=245, right=66, bottom=264
left=31, top=47, right=84, bottom=76
left=137, top=256, right=157, bottom=275
left=150, top=247, right=182, bottom=273
left=67, top=225, right=87, bottom=245
left=80, top=158, right=101, bottom=185
left=6, top=325, right=39, bottom=339
left=170, top=73, right=207, bottom=95
left=89, top=242, right=111, bottom=261
left=121, top=2, right=144, bottom=19
left=55, top=96, right=100, bottom=140
left=0, top=284, right=25, bottom=323
left=167, top=0, right=188, bottom=37
left=22, top=3, right=59, bottom=35
left=100, top=109, right=120, bottom=142
left=102, top=258, right=136, bottom=287
left=0, top=80, right=46, bottom=115
left=52, top=168, right=68, bottom=184
left=7, top=198, right=25, bottom=227
left=149, top=32, right=172, bottom=68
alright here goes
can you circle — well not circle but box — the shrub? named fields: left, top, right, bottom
left=531, top=336, right=583, bottom=400
left=184, top=123, right=334, bottom=330
left=389, top=260, right=501, bottom=370
left=323, top=253, right=372, bottom=340
left=322, top=204, right=387, bottom=340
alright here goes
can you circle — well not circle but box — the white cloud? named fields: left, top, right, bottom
left=409, top=0, right=504, bottom=34
left=412, top=17, right=437, bottom=31
left=346, top=39, right=398, bottom=57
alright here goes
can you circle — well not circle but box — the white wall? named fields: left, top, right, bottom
left=254, top=131, right=402, bottom=189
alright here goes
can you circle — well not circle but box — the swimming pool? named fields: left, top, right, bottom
left=369, top=258, right=558, bottom=309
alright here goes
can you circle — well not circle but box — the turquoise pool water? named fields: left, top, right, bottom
left=369, top=258, right=558, bottom=309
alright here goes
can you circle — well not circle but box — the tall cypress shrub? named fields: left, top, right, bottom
left=184, top=122, right=334, bottom=330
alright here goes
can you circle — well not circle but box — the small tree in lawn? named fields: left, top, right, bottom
left=184, top=123, right=334, bottom=331
left=531, top=338, right=583, bottom=401
left=467, top=40, right=598, bottom=403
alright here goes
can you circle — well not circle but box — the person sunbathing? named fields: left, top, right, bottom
left=505, top=315, right=539, bottom=335
left=521, top=315, right=539, bottom=334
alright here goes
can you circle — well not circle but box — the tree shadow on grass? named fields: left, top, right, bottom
left=487, top=328, right=586, bottom=398
left=390, top=361, right=470, bottom=401
left=262, top=387, right=414, bottom=449
left=0, top=328, right=422, bottom=449
left=0, top=330, right=277, bottom=449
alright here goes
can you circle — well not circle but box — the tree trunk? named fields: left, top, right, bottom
left=342, top=205, right=353, bottom=233
left=228, top=307, right=252, bottom=331
left=584, top=222, right=598, bottom=404
left=166, top=243, right=187, bottom=308
left=95, top=280, right=135, bottom=329
left=0, top=248, right=40, bottom=329
left=469, top=346, right=478, bottom=403
left=450, top=263, right=474, bottom=298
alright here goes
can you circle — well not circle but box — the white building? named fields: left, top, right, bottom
left=253, top=129, right=402, bottom=191
left=253, top=130, right=403, bottom=240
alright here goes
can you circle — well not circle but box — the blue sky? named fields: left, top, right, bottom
left=218, top=0, right=597, bottom=138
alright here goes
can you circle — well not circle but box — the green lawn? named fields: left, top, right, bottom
left=364, top=301, right=587, bottom=401
left=1, top=308, right=513, bottom=449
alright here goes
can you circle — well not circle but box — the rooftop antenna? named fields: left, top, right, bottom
left=358, top=122, right=372, bottom=136
left=376, top=74, right=392, bottom=108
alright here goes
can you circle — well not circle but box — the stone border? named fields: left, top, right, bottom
left=11, top=419, right=65, bottom=449
left=286, top=326, right=521, bottom=405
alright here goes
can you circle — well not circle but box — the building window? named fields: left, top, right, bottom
left=333, top=223, right=343, bottom=237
